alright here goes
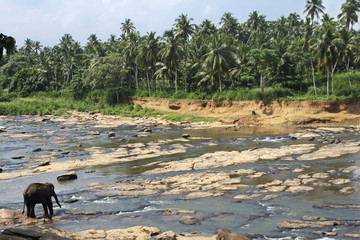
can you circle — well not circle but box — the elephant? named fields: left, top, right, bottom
left=22, top=182, right=61, bottom=218
left=216, top=229, right=250, bottom=240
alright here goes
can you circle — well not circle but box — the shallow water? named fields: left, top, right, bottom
left=0, top=116, right=359, bottom=239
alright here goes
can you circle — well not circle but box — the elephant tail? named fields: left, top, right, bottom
left=22, top=195, right=26, bottom=214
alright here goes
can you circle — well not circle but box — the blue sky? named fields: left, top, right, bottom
left=1, top=0, right=345, bottom=47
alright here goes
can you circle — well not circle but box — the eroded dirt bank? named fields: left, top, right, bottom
left=130, top=98, right=360, bottom=126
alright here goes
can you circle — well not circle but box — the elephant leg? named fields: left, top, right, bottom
left=29, top=203, right=36, bottom=218
left=42, top=203, right=49, bottom=215
left=48, top=202, right=54, bottom=215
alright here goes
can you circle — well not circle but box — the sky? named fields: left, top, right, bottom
left=0, top=0, right=346, bottom=48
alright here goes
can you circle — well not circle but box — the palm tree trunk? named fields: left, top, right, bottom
left=346, top=58, right=352, bottom=92
left=135, top=64, right=139, bottom=90
left=218, top=75, right=222, bottom=92
left=174, top=68, right=178, bottom=92
left=326, top=66, right=330, bottom=99
left=310, top=58, right=317, bottom=95
left=260, top=72, right=265, bottom=100
left=146, top=71, right=151, bottom=95
left=331, top=60, right=338, bottom=95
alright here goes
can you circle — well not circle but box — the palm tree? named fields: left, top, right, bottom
left=121, top=18, right=135, bottom=37
left=138, top=32, right=160, bottom=94
left=311, top=19, right=337, bottom=98
left=123, top=31, right=140, bottom=90
left=0, top=33, right=16, bottom=59
left=199, top=33, right=235, bottom=92
left=246, top=11, right=267, bottom=46
left=338, top=0, right=360, bottom=30
left=334, top=28, right=356, bottom=90
left=219, top=12, right=239, bottom=36
left=158, top=30, right=184, bottom=92
left=24, top=38, right=33, bottom=53
left=304, top=0, right=325, bottom=25
left=32, top=41, right=42, bottom=55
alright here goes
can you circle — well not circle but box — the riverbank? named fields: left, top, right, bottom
left=130, top=98, right=360, bottom=126
left=0, top=104, right=360, bottom=239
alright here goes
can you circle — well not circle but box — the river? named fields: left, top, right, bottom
left=0, top=115, right=359, bottom=239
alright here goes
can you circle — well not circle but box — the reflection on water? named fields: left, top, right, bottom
left=0, top=116, right=359, bottom=239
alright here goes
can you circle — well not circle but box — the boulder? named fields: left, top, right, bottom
left=155, top=231, right=177, bottom=240
left=108, top=132, right=116, bottom=138
left=182, top=134, right=190, bottom=139
left=179, top=215, right=203, bottom=225
left=57, top=171, right=77, bottom=181
left=1, top=227, right=70, bottom=240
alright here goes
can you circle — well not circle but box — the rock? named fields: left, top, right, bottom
left=32, top=148, right=42, bottom=152
left=88, top=131, right=100, bottom=135
left=329, top=178, right=351, bottom=185
left=64, top=210, right=101, bottom=215
left=162, top=209, right=196, bottom=216
left=155, top=231, right=177, bottom=240
left=179, top=215, right=203, bottom=225
left=0, top=209, right=26, bottom=225
left=63, top=199, right=78, bottom=204
left=105, top=226, right=161, bottom=240
left=57, top=171, right=77, bottom=181
left=339, top=187, right=355, bottom=194
left=108, top=132, right=116, bottom=138
left=312, top=231, right=337, bottom=236
left=38, top=160, right=50, bottom=167
left=1, top=227, right=70, bottom=240
left=286, top=186, right=314, bottom=193
left=11, top=155, right=25, bottom=160
left=0, top=168, right=2, bottom=173
left=277, top=220, right=339, bottom=229
left=182, top=134, right=190, bottom=139
left=140, top=128, right=152, bottom=133
left=262, top=195, right=281, bottom=201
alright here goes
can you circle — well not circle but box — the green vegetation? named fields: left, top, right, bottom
left=1, top=0, right=360, bottom=112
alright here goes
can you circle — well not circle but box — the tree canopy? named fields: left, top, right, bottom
left=1, top=0, right=360, bottom=102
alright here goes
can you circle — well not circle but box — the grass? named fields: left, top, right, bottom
left=0, top=96, right=218, bottom=122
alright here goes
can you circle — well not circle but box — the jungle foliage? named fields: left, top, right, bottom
left=1, top=0, right=360, bottom=104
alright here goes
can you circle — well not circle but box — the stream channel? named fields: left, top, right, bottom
left=0, top=115, right=359, bottom=239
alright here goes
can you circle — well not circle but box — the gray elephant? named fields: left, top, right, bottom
left=22, top=182, right=61, bottom=218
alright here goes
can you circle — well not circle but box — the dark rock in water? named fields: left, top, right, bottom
left=38, top=160, right=50, bottom=167
left=61, top=151, right=70, bottom=155
left=57, top=171, right=77, bottom=181
left=32, top=148, right=42, bottom=152
left=64, top=210, right=101, bottom=215
left=108, top=132, right=116, bottom=138
left=63, top=199, right=78, bottom=204
left=140, top=127, right=152, bottom=133
left=182, top=134, right=191, bottom=139
left=179, top=215, right=203, bottom=225
left=11, top=155, right=25, bottom=160
left=1, top=226, right=70, bottom=240
left=0, top=168, right=2, bottom=173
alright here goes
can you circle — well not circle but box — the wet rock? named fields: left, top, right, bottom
left=312, top=173, right=330, bottom=179
left=64, top=210, right=102, bottom=215
left=87, top=131, right=100, bottom=135
left=329, top=178, right=350, bottom=185
left=262, top=194, right=281, bottom=201
left=0, top=209, right=26, bottom=225
left=339, top=187, right=355, bottom=194
left=63, top=199, right=78, bottom=204
left=105, top=226, right=161, bottom=240
left=182, top=134, right=191, bottom=139
left=345, top=233, right=360, bottom=238
left=302, top=216, right=327, bottom=221
left=162, top=209, right=196, bottom=216
left=1, top=226, right=70, bottom=240
left=108, top=132, right=116, bottom=138
left=277, top=219, right=339, bottom=229
left=216, top=229, right=250, bottom=240
left=140, top=127, right=152, bottom=133
left=32, top=148, right=42, bottom=152
left=57, top=171, right=77, bottom=181
left=313, top=204, right=360, bottom=209
left=38, top=160, right=50, bottom=167
left=181, top=191, right=222, bottom=200
left=234, top=194, right=261, bottom=200
left=286, top=186, right=314, bottom=193
left=11, top=155, right=25, bottom=160
left=179, top=215, right=203, bottom=225
left=0, top=168, right=2, bottom=173
left=312, top=231, right=337, bottom=236
left=155, top=231, right=177, bottom=240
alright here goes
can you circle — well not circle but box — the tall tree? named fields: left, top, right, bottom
left=121, top=18, right=135, bottom=37
left=0, top=34, right=16, bottom=59
left=338, top=0, right=360, bottom=30
left=304, top=0, right=325, bottom=25
left=199, top=33, right=235, bottom=92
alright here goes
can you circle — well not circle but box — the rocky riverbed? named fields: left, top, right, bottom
left=0, top=113, right=359, bottom=239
